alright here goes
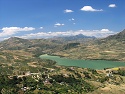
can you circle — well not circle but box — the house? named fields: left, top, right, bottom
left=106, top=67, right=120, bottom=76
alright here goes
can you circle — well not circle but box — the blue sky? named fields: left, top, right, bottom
left=0, top=0, right=125, bottom=40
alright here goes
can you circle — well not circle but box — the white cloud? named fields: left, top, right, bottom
left=109, top=4, right=116, bottom=8
left=101, top=29, right=110, bottom=32
left=64, top=9, right=74, bottom=13
left=80, top=6, right=103, bottom=12
left=0, top=27, right=116, bottom=40
left=40, top=27, right=43, bottom=29
left=54, top=23, right=65, bottom=27
left=71, top=18, right=75, bottom=21
left=69, top=18, right=75, bottom=21
left=0, top=27, right=35, bottom=37
left=19, top=29, right=116, bottom=39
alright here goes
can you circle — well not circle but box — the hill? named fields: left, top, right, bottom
left=106, top=29, right=125, bottom=41
left=0, top=29, right=125, bottom=61
left=0, top=37, right=32, bottom=50
left=0, top=37, right=62, bottom=54
left=0, top=30, right=125, bottom=93
left=53, top=29, right=125, bottom=61
left=0, top=35, right=94, bottom=56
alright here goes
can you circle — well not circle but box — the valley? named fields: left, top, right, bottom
left=0, top=29, right=125, bottom=93
left=1, top=0, right=125, bottom=93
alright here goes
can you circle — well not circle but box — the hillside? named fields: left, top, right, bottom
left=0, top=35, right=93, bottom=56
left=0, top=37, right=62, bottom=55
left=106, top=29, right=125, bottom=41
left=0, top=50, right=125, bottom=94
left=0, top=30, right=125, bottom=93
left=53, top=29, right=125, bottom=61
left=1, top=29, right=125, bottom=61
left=0, top=37, right=32, bottom=50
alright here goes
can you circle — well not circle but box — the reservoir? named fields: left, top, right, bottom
left=40, top=54, right=125, bottom=70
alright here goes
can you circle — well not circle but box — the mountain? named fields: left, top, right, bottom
left=1, top=29, right=125, bottom=61
left=95, top=29, right=125, bottom=45
left=105, top=29, right=125, bottom=41
left=0, top=34, right=95, bottom=50
left=51, top=34, right=96, bottom=43
left=0, top=37, right=32, bottom=50
left=0, top=37, right=63, bottom=56
left=55, top=34, right=95, bottom=40
left=53, top=29, right=125, bottom=61
left=62, top=34, right=96, bottom=40
left=0, top=32, right=125, bottom=94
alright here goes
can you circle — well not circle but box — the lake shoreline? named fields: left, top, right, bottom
left=40, top=54, right=125, bottom=70
left=42, top=54, right=124, bottom=62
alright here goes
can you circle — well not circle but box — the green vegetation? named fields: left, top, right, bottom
left=118, top=69, right=125, bottom=76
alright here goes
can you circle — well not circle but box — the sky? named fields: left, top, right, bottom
left=0, top=0, right=125, bottom=40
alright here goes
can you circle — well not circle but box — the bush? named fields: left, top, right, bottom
left=118, top=70, right=125, bottom=76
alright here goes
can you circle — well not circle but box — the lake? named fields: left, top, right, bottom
left=40, top=54, right=125, bottom=70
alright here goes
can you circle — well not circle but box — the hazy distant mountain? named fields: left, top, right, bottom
left=55, top=34, right=95, bottom=40
left=51, top=34, right=96, bottom=43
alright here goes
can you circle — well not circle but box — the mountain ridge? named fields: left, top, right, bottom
left=0, top=29, right=125, bottom=61
left=105, top=29, right=125, bottom=40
